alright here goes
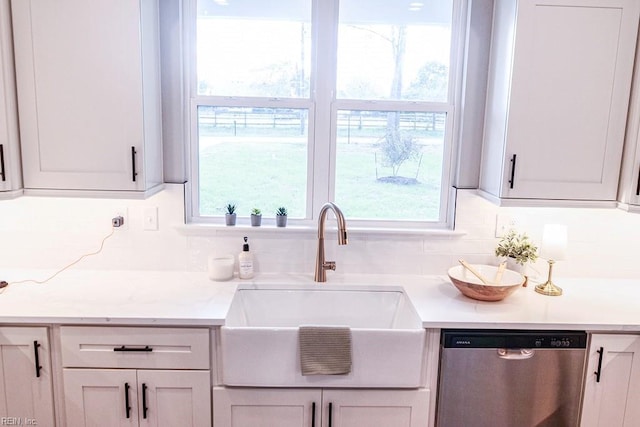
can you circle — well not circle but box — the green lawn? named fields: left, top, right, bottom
left=198, top=140, right=443, bottom=220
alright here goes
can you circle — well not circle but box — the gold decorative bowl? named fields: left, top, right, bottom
left=447, top=264, right=525, bottom=302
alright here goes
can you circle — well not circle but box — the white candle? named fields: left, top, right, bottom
left=540, top=224, right=567, bottom=261
left=208, top=254, right=235, bottom=281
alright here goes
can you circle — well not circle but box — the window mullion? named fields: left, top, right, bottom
left=310, top=0, right=339, bottom=220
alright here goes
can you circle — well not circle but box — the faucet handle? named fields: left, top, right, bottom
left=323, top=261, right=336, bottom=271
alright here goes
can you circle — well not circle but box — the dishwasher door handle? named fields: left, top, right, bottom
left=497, top=348, right=534, bottom=360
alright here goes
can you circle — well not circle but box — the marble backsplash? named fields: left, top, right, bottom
left=1, top=184, right=639, bottom=280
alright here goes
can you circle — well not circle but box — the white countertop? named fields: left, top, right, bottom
left=0, top=270, right=237, bottom=326
left=0, top=269, right=638, bottom=331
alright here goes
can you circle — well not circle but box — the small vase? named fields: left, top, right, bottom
left=276, top=215, right=287, bottom=227
left=225, top=213, right=236, bottom=226
left=250, top=214, right=262, bottom=227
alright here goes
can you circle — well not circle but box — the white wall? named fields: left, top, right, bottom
left=1, top=184, right=639, bottom=280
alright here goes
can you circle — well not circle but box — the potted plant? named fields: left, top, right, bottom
left=225, top=204, right=237, bottom=226
left=250, top=208, right=262, bottom=227
left=275, top=206, right=288, bottom=227
left=495, top=229, right=538, bottom=278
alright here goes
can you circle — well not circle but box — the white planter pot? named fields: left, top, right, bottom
left=504, top=257, right=529, bottom=286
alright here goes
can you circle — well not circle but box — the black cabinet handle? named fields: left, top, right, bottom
left=508, top=154, right=517, bottom=189
left=328, top=402, right=333, bottom=427
left=636, top=168, right=640, bottom=196
left=114, top=345, right=153, bottom=352
left=311, top=402, right=316, bottom=427
left=124, top=382, right=131, bottom=418
left=142, top=383, right=148, bottom=419
left=0, top=144, right=5, bottom=182
left=594, top=346, right=604, bottom=383
left=131, top=146, right=138, bottom=182
left=33, top=341, right=42, bottom=378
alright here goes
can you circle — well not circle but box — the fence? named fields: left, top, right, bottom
left=198, top=109, right=446, bottom=136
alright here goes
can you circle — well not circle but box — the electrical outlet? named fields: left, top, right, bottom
left=113, top=207, right=128, bottom=230
left=495, top=213, right=518, bottom=237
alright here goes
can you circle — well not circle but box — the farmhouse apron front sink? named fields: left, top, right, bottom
left=220, top=284, right=426, bottom=387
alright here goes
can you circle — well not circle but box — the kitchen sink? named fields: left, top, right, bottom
left=220, top=284, right=426, bottom=387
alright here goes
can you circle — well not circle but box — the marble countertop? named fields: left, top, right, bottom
left=0, top=270, right=236, bottom=325
left=0, top=269, right=638, bottom=331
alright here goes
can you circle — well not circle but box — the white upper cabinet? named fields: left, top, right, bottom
left=479, top=0, right=640, bottom=204
left=618, top=32, right=640, bottom=211
left=0, top=0, right=22, bottom=198
left=11, top=0, right=163, bottom=196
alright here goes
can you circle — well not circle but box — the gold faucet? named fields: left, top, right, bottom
left=315, top=202, right=348, bottom=282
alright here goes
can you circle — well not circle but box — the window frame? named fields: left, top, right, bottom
left=185, top=0, right=467, bottom=230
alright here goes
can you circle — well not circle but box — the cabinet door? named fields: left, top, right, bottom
left=618, top=17, right=640, bottom=209
left=213, top=387, right=320, bottom=427
left=64, top=368, right=139, bottom=427
left=11, top=0, right=161, bottom=192
left=138, top=370, right=211, bottom=427
left=321, top=389, right=429, bottom=427
left=582, top=334, right=640, bottom=427
left=0, top=0, right=21, bottom=196
left=0, top=327, right=54, bottom=424
left=496, top=0, right=639, bottom=201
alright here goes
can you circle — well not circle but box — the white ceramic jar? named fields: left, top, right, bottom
left=208, top=254, right=235, bottom=281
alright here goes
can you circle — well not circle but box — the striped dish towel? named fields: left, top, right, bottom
left=299, top=326, right=352, bottom=375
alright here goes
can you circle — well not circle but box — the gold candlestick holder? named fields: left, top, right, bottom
left=535, top=260, right=562, bottom=296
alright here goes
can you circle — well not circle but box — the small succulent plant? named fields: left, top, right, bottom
left=225, top=204, right=236, bottom=215
left=276, top=206, right=288, bottom=216
left=251, top=208, right=261, bottom=216
left=495, top=229, right=538, bottom=265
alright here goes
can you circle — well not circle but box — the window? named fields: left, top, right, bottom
left=189, top=0, right=460, bottom=227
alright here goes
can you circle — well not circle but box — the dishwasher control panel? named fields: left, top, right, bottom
left=442, top=330, right=587, bottom=349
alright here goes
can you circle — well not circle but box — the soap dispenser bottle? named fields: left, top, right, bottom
left=238, top=236, right=254, bottom=279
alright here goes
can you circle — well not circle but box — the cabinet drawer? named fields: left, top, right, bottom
left=60, top=326, right=209, bottom=369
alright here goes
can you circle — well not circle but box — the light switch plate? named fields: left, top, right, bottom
left=495, top=213, right=518, bottom=237
left=143, top=207, right=159, bottom=231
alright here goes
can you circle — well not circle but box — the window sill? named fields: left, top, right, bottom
left=174, top=222, right=467, bottom=239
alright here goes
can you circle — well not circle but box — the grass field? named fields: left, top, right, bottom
left=198, top=138, right=444, bottom=221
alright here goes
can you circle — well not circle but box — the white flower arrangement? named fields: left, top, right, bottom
left=495, top=229, right=538, bottom=265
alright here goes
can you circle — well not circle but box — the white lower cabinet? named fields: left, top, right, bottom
left=581, top=334, right=640, bottom=426
left=323, top=389, right=429, bottom=427
left=0, top=327, right=55, bottom=425
left=213, top=387, right=429, bottom=427
left=60, top=326, right=212, bottom=427
left=64, top=369, right=210, bottom=427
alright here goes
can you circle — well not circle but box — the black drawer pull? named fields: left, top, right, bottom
left=124, top=382, right=131, bottom=418
left=508, top=154, right=517, bottom=189
left=114, top=345, right=153, bottom=352
left=311, top=401, right=316, bottom=427
left=636, top=168, right=640, bottom=196
left=142, top=383, right=148, bottom=419
left=328, top=402, right=333, bottom=427
left=0, top=144, right=5, bottom=182
left=594, top=346, right=604, bottom=382
left=131, top=146, right=138, bottom=182
left=33, top=340, right=42, bottom=378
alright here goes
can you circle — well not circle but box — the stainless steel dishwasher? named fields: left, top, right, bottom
left=436, top=330, right=587, bottom=427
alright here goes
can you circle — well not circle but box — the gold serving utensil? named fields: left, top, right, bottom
left=494, top=262, right=507, bottom=284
